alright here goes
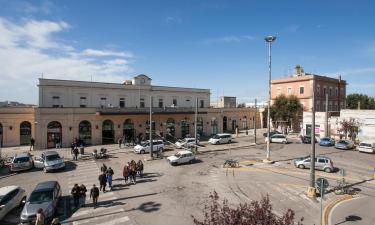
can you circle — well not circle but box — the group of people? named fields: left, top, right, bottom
left=99, top=164, right=114, bottom=192
left=71, top=138, right=85, bottom=161
left=71, top=184, right=87, bottom=209
left=123, top=160, right=144, bottom=184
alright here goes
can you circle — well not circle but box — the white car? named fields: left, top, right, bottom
left=167, top=150, right=196, bottom=165
left=357, top=142, right=375, bottom=153
left=0, top=186, right=26, bottom=220
left=10, top=152, right=34, bottom=172
left=208, top=133, right=232, bottom=145
left=34, top=151, right=65, bottom=173
left=175, top=138, right=199, bottom=149
left=134, top=140, right=164, bottom=154
left=265, top=134, right=288, bottom=144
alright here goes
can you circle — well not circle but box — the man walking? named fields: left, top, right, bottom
left=71, top=184, right=81, bottom=209
left=79, top=184, right=87, bottom=207
left=118, top=137, right=122, bottom=149
left=30, top=137, right=35, bottom=151
left=98, top=172, right=107, bottom=192
left=106, top=167, right=114, bottom=190
left=90, top=184, right=99, bottom=208
left=72, top=147, right=79, bottom=161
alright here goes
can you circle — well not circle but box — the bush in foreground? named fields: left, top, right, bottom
left=192, top=191, right=304, bottom=225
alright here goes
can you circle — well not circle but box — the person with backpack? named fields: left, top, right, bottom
left=98, top=172, right=107, bottom=192
left=123, top=163, right=129, bottom=184
left=71, top=184, right=81, bottom=209
left=106, top=167, right=114, bottom=190
left=90, top=184, right=100, bottom=208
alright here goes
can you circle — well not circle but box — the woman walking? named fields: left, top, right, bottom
left=137, top=160, right=144, bottom=178
left=123, top=163, right=129, bottom=184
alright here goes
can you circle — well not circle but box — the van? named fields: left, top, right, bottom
left=10, top=152, right=33, bottom=172
left=357, top=142, right=375, bottom=154
left=208, top=133, right=232, bottom=145
left=134, top=140, right=164, bottom=154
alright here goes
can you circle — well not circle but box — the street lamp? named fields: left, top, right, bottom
left=264, top=35, right=276, bottom=162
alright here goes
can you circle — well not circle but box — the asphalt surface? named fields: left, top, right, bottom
left=330, top=197, right=375, bottom=225
left=1, top=135, right=375, bottom=225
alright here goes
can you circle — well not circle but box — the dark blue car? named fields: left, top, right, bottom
left=319, top=137, right=335, bottom=146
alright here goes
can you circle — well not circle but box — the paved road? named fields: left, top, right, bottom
left=1, top=135, right=375, bottom=225
left=330, top=196, right=375, bottom=225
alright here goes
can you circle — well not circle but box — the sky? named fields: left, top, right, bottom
left=0, top=0, right=374, bottom=105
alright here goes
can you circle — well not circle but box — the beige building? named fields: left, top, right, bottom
left=0, top=75, right=261, bottom=149
left=271, top=65, right=347, bottom=112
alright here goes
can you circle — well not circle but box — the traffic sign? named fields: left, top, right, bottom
left=316, top=177, right=329, bottom=190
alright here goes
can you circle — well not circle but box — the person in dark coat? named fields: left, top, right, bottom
left=79, top=184, right=87, bottom=207
left=90, top=184, right=100, bottom=208
left=123, top=164, right=129, bottom=184
left=98, top=172, right=107, bottom=192
left=71, top=184, right=81, bottom=209
left=30, top=138, right=35, bottom=151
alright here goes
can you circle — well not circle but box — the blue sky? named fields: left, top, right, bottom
left=0, top=0, right=374, bottom=104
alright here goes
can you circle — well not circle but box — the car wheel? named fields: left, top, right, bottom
left=215, top=141, right=219, bottom=145
left=19, top=196, right=26, bottom=207
left=298, top=164, right=305, bottom=169
left=140, top=150, right=145, bottom=154
left=228, top=140, right=232, bottom=144
left=189, top=159, right=195, bottom=164
left=324, top=167, right=332, bottom=173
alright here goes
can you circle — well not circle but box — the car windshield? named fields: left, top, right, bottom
left=360, top=143, right=371, bottom=147
left=175, top=153, right=182, bottom=158
left=29, top=191, right=53, bottom=204
left=46, top=154, right=60, bottom=161
left=14, top=157, right=30, bottom=163
left=141, top=142, right=149, bottom=147
left=213, top=135, right=220, bottom=139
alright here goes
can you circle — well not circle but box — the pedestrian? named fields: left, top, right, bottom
left=130, top=160, right=137, bottom=184
left=51, top=218, right=61, bottom=225
left=35, top=208, right=45, bottom=225
left=72, top=147, right=79, bottom=161
left=118, top=137, right=122, bottom=148
left=79, top=184, right=87, bottom=207
left=100, top=163, right=107, bottom=173
left=30, top=137, right=35, bottom=151
left=123, top=164, right=129, bottom=184
left=98, top=172, right=107, bottom=192
left=90, top=184, right=100, bottom=208
left=71, top=184, right=81, bottom=209
left=137, top=160, right=144, bottom=178
left=106, top=167, right=114, bottom=190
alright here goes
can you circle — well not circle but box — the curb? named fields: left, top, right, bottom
left=323, top=194, right=353, bottom=225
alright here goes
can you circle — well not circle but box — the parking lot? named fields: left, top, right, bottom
left=1, top=134, right=375, bottom=225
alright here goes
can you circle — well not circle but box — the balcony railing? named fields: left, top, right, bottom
left=96, top=106, right=207, bottom=115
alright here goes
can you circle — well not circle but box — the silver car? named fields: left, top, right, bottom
left=293, top=156, right=334, bottom=173
left=10, top=152, right=33, bottom=172
left=20, top=181, right=61, bottom=224
left=34, top=151, right=65, bottom=172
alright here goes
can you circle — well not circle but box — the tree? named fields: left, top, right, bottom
left=339, top=117, right=361, bottom=141
left=346, top=94, right=375, bottom=109
left=192, top=191, right=304, bottom=225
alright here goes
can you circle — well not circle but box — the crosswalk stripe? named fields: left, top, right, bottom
left=101, top=216, right=130, bottom=225
left=72, top=209, right=126, bottom=225
left=71, top=207, right=124, bottom=218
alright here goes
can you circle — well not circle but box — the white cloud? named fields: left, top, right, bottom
left=0, top=17, right=134, bottom=104
left=82, top=49, right=133, bottom=58
left=203, top=35, right=255, bottom=44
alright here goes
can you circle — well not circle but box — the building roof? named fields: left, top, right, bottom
left=272, top=74, right=347, bottom=85
left=134, top=74, right=152, bottom=80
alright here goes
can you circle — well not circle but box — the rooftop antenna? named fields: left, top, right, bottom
left=41, top=73, right=44, bottom=79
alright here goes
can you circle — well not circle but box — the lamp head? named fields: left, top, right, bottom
left=264, top=36, right=276, bottom=43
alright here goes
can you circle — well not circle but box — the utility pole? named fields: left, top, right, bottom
left=308, top=78, right=316, bottom=198
left=195, top=97, right=198, bottom=153
left=254, top=98, right=257, bottom=144
left=325, top=93, right=329, bottom=137
left=149, top=96, right=153, bottom=159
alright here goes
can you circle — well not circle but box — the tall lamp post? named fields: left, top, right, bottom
left=264, top=35, right=276, bottom=162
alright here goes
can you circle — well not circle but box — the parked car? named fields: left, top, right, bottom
left=357, top=142, right=375, bottom=153
left=335, top=140, right=355, bottom=150
left=33, top=151, right=65, bottom=173
left=263, top=130, right=282, bottom=137
left=175, top=138, right=199, bottom=149
left=20, top=181, right=61, bottom=224
left=265, top=134, right=288, bottom=144
left=301, top=136, right=317, bottom=144
left=319, top=137, right=335, bottom=147
left=293, top=156, right=334, bottom=173
left=0, top=186, right=26, bottom=221
left=167, top=150, right=196, bottom=165
left=134, top=140, right=164, bottom=154
left=208, top=133, right=232, bottom=145
left=10, top=152, right=33, bottom=172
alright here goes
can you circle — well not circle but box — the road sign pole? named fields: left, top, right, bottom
left=320, top=180, right=324, bottom=225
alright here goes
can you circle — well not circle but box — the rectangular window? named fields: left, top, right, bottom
left=299, top=86, right=304, bottom=95
left=276, top=87, right=281, bottom=96
left=200, top=100, right=204, bottom=108
left=158, top=99, right=163, bottom=108
left=100, top=97, right=106, bottom=108
left=52, top=96, right=60, bottom=108
left=317, top=86, right=320, bottom=96
left=80, top=97, right=87, bottom=108
left=119, top=98, right=125, bottom=108
left=172, top=98, right=177, bottom=106
left=287, top=87, right=292, bottom=94
left=335, top=88, right=338, bottom=97
left=329, top=88, right=332, bottom=97
left=323, top=87, right=327, bottom=96
left=140, top=98, right=145, bottom=108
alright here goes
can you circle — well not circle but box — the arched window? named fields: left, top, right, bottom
left=223, top=116, right=228, bottom=131
left=20, top=121, right=32, bottom=145
left=79, top=120, right=91, bottom=145
left=47, top=121, right=62, bottom=148
left=181, top=119, right=190, bottom=138
left=102, top=120, right=114, bottom=144
left=123, top=119, right=135, bottom=141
